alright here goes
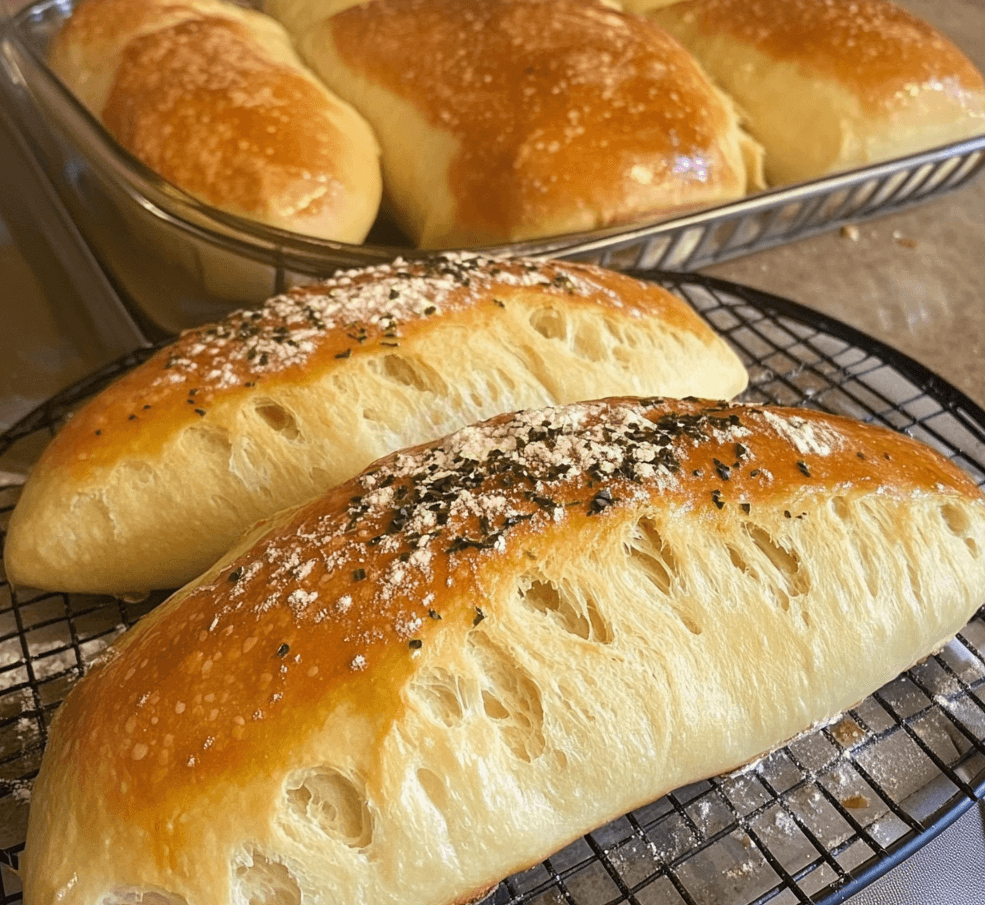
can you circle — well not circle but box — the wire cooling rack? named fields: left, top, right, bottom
left=1, top=273, right=984, bottom=904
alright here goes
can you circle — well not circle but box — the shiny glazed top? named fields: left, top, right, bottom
left=328, top=0, right=750, bottom=235
left=652, top=0, right=985, bottom=111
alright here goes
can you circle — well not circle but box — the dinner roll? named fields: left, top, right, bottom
left=625, top=0, right=985, bottom=185
left=273, top=0, right=764, bottom=248
left=22, top=396, right=985, bottom=905
left=3, top=255, right=748, bottom=596
left=48, top=0, right=382, bottom=243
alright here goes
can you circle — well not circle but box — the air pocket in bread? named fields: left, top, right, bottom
left=21, top=396, right=985, bottom=905
left=3, top=255, right=748, bottom=595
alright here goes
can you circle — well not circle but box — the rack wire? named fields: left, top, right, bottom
left=1, top=273, right=984, bottom=904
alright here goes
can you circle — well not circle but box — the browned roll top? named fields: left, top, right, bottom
left=307, top=0, right=760, bottom=245
left=48, top=0, right=382, bottom=242
left=655, top=0, right=985, bottom=112
left=628, top=0, right=985, bottom=184
left=49, top=397, right=982, bottom=807
left=103, top=16, right=359, bottom=219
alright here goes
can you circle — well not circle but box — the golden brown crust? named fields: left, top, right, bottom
left=49, top=0, right=382, bottom=242
left=647, top=0, right=985, bottom=112
left=50, top=0, right=197, bottom=58
left=4, top=255, right=749, bottom=594
left=41, top=398, right=984, bottom=808
left=630, top=0, right=985, bottom=183
left=308, top=0, right=760, bottom=246
left=31, top=257, right=719, bottom=477
left=23, top=396, right=985, bottom=905
left=103, top=17, right=360, bottom=224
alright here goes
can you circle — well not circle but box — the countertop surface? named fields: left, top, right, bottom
left=707, top=182, right=985, bottom=412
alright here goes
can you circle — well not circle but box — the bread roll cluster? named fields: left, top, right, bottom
left=15, top=0, right=985, bottom=900
left=16, top=2, right=985, bottom=894
left=48, top=0, right=758, bottom=248
left=49, top=0, right=984, bottom=248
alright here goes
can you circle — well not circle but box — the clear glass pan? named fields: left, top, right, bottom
left=2, top=0, right=984, bottom=334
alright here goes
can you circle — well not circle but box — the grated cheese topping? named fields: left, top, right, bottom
left=150, top=253, right=637, bottom=393
left=188, top=397, right=784, bottom=675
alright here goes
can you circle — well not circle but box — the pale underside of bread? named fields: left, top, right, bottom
left=691, top=49, right=985, bottom=186
left=627, top=0, right=985, bottom=185
left=283, top=0, right=763, bottom=248
left=263, top=0, right=365, bottom=35
left=3, top=256, right=747, bottom=595
left=48, top=0, right=382, bottom=242
left=22, top=397, right=985, bottom=905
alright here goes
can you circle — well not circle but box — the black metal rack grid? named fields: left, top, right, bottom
left=1, top=273, right=984, bottom=904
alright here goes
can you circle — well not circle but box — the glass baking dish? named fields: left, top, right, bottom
left=2, top=0, right=985, bottom=335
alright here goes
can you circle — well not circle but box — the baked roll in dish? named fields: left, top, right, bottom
left=22, top=397, right=985, bottom=905
left=625, top=0, right=985, bottom=185
left=274, top=0, right=764, bottom=248
left=264, top=0, right=365, bottom=35
left=48, top=0, right=382, bottom=243
left=3, top=255, right=747, bottom=596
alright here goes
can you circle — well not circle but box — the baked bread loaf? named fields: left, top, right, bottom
left=272, top=0, right=764, bottom=248
left=3, top=254, right=748, bottom=596
left=624, top=0, right=985, bottom=185
left=48, top=0, right=383, bottom=243
left=264, top=0, right=364, bottom=35
left=22, top=396, right=985, bottom=905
